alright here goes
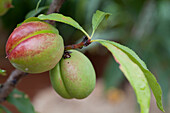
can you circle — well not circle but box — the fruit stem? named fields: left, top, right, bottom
left=64, top=36, right=91, bottom=50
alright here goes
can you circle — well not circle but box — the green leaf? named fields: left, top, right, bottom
left=7, top=89, right=35, bottom=113
left=0, top=69, right=6, bottom=76
left=93, top=39, right=165, bottom=112
left=23, top=17, right=41, bottom=23
left=94, top=40, right=150, bottom=113
left=17, top=17, right=41, bottom=27
left=25, top=6, right=49, bottom=19
left=91, top=10, right=111, bottom=37
left=0, top=105, right=12, bottom=113
left=37, top=13, right=90, bottom=38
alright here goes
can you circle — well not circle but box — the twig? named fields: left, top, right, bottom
left=64, top=36, right=91, bottom=50
left=0, top=0, right=65, bottom=103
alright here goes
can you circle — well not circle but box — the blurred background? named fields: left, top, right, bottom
left=0, top=0, right=170, bottom=113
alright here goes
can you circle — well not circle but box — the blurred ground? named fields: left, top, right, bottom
left=32, top=80, right=165, bottom=113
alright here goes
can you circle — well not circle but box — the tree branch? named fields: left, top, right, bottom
left=0, top=0, right=65, bottom=103
left=46, top=0, right=65, bottom=25
left=0, top=70, right=28, bottom=103
left=47, top=0, right=65, bottom=14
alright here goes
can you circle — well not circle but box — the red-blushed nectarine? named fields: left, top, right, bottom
left=6, top=21, right=64, bottom=73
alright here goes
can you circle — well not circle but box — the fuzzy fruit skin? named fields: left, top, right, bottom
left=50, top=50, right=96, bottom=99
left=6, top=21, right=64, bottom=73
left=0, top=0, right=13, bottom=16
